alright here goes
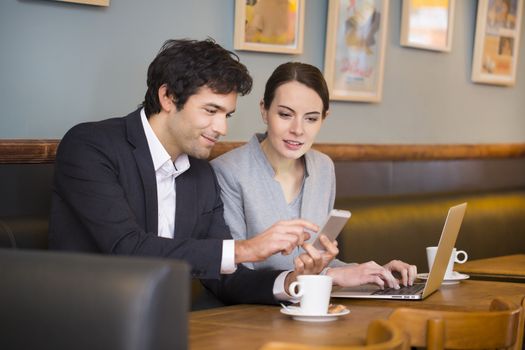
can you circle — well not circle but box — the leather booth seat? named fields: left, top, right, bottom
left=0, top=216, right=48, bottom=249
left=335, top=190, right=525, bottom=271
left=0, top=249, right=190, bottom=350
left=1, top=155, right=524, bottom=312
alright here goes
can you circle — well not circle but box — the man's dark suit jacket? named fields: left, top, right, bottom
left=49, top=109, right=281, bottom=305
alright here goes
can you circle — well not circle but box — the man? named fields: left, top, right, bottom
left=49, top=39, right=337, bottom=306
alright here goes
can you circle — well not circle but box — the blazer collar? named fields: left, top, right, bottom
left=126, top=108, right=198, bottom=237
left=126, top=108, right=158, bottom=234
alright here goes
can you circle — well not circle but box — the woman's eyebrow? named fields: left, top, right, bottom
left=277, top=105, right=295, bottom=113
left=305, top=111, right=321, bottom=116
left=277, top=105, right=321, bottom=116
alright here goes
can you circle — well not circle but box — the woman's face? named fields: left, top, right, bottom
left=261, top=81, right=325, bottom=160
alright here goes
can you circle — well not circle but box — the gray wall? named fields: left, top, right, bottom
left=1, top=0, right=524, bottom=143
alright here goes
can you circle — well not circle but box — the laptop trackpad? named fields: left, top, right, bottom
left=331, top=284, right=380, bottom=296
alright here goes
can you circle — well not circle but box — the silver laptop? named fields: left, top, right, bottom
left=331, top=202, right=467, bottom=300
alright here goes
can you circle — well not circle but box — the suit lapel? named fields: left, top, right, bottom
left=300, top=154, right=318, bottom=225
left=126, top=110, right=158, bottom=234
left=175, top=167, right=198, bottom=238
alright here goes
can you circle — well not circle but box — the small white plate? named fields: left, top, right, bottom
left=280, top=306, right=350, bottom=322
left=417, top=271, right=470, bottom=285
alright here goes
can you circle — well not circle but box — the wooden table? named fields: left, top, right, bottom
left=190, top=280, right=525, bottom=349
left=455, top=254, right=525, bottom=283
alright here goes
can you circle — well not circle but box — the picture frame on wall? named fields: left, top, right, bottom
left=323, top=0, right=389, bottom=102
left=53, top=0, right=109, bottom=5
left=400, top=0, right=455, bottom=52
left=234, top=0, right=305, bottom=54
left=471, top=0, right=523, bottom=86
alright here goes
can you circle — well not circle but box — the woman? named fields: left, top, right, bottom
left=211, top=62, right=416, bottom=289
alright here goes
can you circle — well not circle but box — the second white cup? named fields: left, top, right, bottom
left=426, top=246, right=468, bottom=279
left=289, top=275, right=333, bottom=315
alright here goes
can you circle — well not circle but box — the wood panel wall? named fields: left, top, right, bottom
left=1, top=139, right=525, bottom=164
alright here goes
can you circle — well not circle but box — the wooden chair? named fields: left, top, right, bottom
left=259, top=319, right=407, bottom=350
left=388, top=297, right=523, bottom=350
left=518, top=296, right=525, bottom=350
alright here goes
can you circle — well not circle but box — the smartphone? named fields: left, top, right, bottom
left=312, top=209, right=351, bottom=250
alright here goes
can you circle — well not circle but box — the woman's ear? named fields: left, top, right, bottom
left=324, top=110, right=330, bottom=120
left=158, top=84, right=176, bottom=112
left=259, top=100, right=268, bottom=124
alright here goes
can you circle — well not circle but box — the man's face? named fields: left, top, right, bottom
left=167, top=86, right=237, bottom=159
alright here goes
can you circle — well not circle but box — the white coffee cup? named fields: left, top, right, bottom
left=426, top=246, right=468, bottom=279
left=289, top=275, right=332, bottom=315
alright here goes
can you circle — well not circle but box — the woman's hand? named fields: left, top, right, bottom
left=327, top=261, right=399, bottom=289
left=284, top=235, right=339, bottom=294
left=326, top=260, right=417, bottom=289
left=383, top=259, right=418, bottom=286
left=293, top=235, right=339, bottom=275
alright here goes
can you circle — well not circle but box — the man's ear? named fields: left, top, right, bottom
left=158, top=84, right=176, bottom=112
left=259, top=100, right=268, bottom=124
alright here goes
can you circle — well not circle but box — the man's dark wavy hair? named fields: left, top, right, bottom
left=142, top=38, right=253, bottom=116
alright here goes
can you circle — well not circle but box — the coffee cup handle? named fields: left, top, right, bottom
left=289, top=281, right=303, bottom=298
left=455, top=250, right=468, bottom=264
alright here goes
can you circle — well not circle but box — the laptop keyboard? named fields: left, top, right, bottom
left=372, top=283, right=425, bottom=296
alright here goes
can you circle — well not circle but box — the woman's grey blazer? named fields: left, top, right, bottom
left=211, top=134, right=346, bottom=270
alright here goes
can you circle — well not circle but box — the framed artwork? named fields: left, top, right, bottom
left=234, top=0, right=305, bottom=54
left=53, top=0, right=109, bottom=5
left=323, top=0, right=389, bottom=102
left=400, top=0, right=455, bottom=52
left=471, top=0, right=523, bottom=86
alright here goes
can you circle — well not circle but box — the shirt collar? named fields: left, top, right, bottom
left=140, top=108, right=190, bottom=175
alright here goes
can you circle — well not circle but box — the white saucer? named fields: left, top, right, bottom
left=280, top=306, right=350, bottom=322
left=417, top=271, right=469, bottom=285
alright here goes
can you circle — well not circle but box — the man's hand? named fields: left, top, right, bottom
left=327, top=261, right=401, bottom=289
left=234, top=219, right=318, bottom=264
left=383, top=259, right=418, bottom=286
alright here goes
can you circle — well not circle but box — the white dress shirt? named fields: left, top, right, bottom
left=140, top=109, right=235, bottom=274
left=140, top=109, right=292, bottom=300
